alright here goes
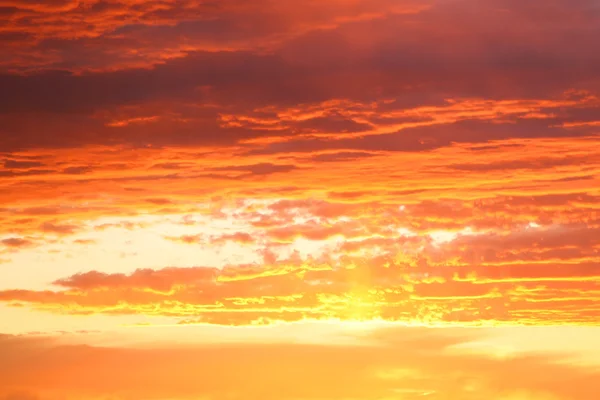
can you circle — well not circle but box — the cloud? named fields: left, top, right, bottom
left=1, top=237, right=34, bottom=249
left=0, top=327, right=598, bottom=400
left=1, top=1, right=599, bottom=153
left=51, top=267, right=217, bottom=292
left=0, top=241, right=598, bottom=325
left=210, top=232, right=255, bottom=245
left=164, top=234, right=203, bottom=244
left=307, top=151, right=379, bottom=163
left=2, top=160, right=45, bottom=169
left=208, top=163, right=300, bottom=177
left=72, top=239, right=96, bottom=245
left=39, top=222, right=79, bottom=236
left=0, top=0, right=599, bottom=344
left=0, top=0, right=427, bottom=72
left=60, top=166, right=93, bottom=175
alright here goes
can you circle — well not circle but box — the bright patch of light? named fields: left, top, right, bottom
left=448, top=341, right=516, bottom=360
left=285, top=237, right=332, bottom=259
left=292, top=214, right=313, bottom=224
left=430, top=227, right=474, bottom=245
left=398, top=227, right=416, bottom=237
left=429, top=230, right=458, bottom=244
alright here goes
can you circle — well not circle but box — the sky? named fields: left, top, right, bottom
left=0, top=0, right=599, bottom=399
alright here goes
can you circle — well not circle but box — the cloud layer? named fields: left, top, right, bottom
left=1, top=327, right=599, bottom=400
left=0, top=0, right=599, bottom=330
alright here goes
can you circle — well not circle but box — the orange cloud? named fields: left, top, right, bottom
left=0, top=0, right=427, bottom=73
left=0, top=327, right=599, bottom=400
left=0, top=243, right=598, bottom=325
left=210, top=232, right=255, bottom=245
left=0, top=237, right=35, bottom=249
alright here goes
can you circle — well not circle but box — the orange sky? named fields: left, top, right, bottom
left=1, top=0, right=599, bottom=399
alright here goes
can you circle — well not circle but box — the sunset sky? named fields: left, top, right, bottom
left=1, top=0, right=600, bottom=399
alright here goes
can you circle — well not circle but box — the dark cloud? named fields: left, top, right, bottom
left=0, top=0, right=599, bottom=151
left=0, top=169, right=54, bottom=178
left=61, top=166, right=93, bottom=175
left=209, top=163, right=300, bottom=177
left=2, top=160, right=45, bottom=169
left=308, top=151, right=378, bottom=163
left=447, top=154, right=598, bottom=172
left=246, top=119, right=598, bottom=156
